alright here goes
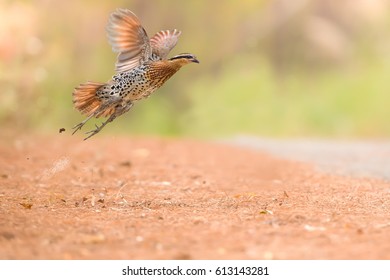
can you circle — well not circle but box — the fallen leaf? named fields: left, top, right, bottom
left=259, top=210, right=273, bottom=215
left=119, top=161, right=132, bottom=167
left=20, top=202, right=33, bottom=209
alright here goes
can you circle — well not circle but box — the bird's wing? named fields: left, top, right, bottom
left=150, top=29, right=181, bottom=59
left=106, top=9, right=152, bottom=73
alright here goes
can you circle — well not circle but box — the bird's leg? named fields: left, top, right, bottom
left=72, top=114, right=95, bottom=135
left=83, top=101, right=134, bottom=140
left=72, top=97, right=121, bottom=136
left=83, top=114, right=116, bottom=140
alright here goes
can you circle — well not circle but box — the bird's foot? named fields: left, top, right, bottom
left=72, top=114, right=95, bottom=135
left=84, top=123, right=105, bottom=140
left=72, top=122, right=85, bottom=135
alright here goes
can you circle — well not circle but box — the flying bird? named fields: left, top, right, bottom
left=72, top=9, right=199, bottom=140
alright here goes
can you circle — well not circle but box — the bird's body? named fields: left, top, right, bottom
left=72, top=9, right=198, bottom=139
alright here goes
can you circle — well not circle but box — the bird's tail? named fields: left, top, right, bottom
left=72, top=81, right=113, bottom=117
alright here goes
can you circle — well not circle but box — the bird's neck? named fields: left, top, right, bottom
left=149, top=60, right=184, bottom=79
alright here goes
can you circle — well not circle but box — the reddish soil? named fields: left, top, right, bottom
left=1, top=134, right=389, bottom=259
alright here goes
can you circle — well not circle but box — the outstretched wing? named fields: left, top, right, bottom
left=150, top=29, right=181, bottom=59
left=106, top=9, right=152, bottom=73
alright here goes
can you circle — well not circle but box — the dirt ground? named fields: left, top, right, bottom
left=1, top=133, right=390, bottom=259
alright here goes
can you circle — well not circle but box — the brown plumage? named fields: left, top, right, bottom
left=72, top=9, right=199, bottom=140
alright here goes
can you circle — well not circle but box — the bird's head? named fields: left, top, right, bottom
left=168, top=53, right=199, bottom=67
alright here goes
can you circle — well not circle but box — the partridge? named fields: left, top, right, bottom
left=72, top=9, right=199, bottom=140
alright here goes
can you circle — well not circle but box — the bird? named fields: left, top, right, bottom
left=72, top=8, right=199, bottom=140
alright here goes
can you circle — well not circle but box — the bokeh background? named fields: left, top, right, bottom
left=1, top=0, right=390, bottom=138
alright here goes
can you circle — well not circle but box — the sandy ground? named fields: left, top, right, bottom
left=1, top=134, right=390, bottom=259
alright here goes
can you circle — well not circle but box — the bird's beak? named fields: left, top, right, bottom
left=191, top=58, right=199, bottom=63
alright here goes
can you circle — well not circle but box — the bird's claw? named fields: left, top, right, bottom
left=72, top=122, right=84, bottom=135
left=83, top=122, right=106, bottom=140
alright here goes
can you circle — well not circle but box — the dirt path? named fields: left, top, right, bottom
left=1, top=134, right=389, bottom=259
left=228, top=136, right=390, bottom=180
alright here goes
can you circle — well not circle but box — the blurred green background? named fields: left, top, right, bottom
left=1, top=0, right=390, bottom=139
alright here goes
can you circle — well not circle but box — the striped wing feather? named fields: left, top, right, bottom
left=150, top=29, right=181, bottom=59
left=106, top=9, right=152, bottom=73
